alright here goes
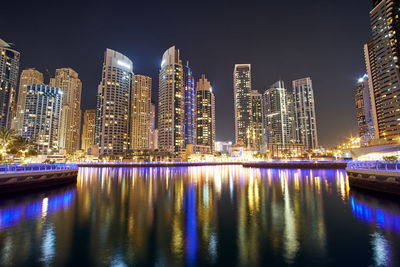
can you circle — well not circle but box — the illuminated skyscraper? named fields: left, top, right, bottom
left=21, top=84, right=63, bottom=154
left=149, top=103, right=158, bottom=151
left=95, top=49, right=133, bottom=156
left=263, top=81, right=290, bottom=145
left=81, top=109, right=96, bottom=152
left=250, top=90, right=264, bottom=151
left=195, top=74, right=215, bottom=152
left=158, top=46, right=184, bottom=159
left=50, top=68, right=82, bottom=154
left=356, top=74, right=376, bottom=147
left=364, top=39, right=379, bottom=139
left=292, top=77, right=318, bottom=150
left=12, top=68, right=44, bottom=132
left=234, top=64, right=252, bottom=146
left=183, top=61, right=195, bottom=147
left=367, top=0, right=400, bottom=140
left=130, top=74, right=152, bottom=150
left=0, top=38, right=20, bottom=129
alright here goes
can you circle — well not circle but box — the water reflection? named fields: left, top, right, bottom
left=350, top=192, right=400, bottom=234
left=0, top=166, right=399, bottom=266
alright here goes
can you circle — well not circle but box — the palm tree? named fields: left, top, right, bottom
left=0, top=128, right=17, bottom=150
left=7, top=136, right=32, bottom=156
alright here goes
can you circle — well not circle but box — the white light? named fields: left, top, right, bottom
left=358, top=78, right=364, bottom=83
left=161, top=59, right=166, bottom=67
left=117, top=60, right=131, bottom=70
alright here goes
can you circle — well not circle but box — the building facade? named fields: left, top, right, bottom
left=250, top=90, right=264, bottom=152
left=149, top=103, right=158, bottom=151
left=158, top=46, right=184, bottom=159
left=12, top=68, right=44, bottom=132
left=130, top=74, right=151, bottom=150
left=263, top=81, right=290, bottom=145
left=0, top=38, right=20, bottom=129
left=292, top=77, right=318, bottom=150
left=233, top=64, right=252, bottom=146
left=50, top=68, right=82, bottom=154
left=367, top=0, right=400, bottom=140
left=21, top=84, right=63, bottom=154
left=95, top=49, right=133, bottom=156
left=195, top=74, right=215, bottom=152
left=81, top=109, right=96, bottom=152
left=183, top=62, right=196, bottom=147
left=356, top=74, right=376, bottom=147
left=363, top=39, right=380, bottom=139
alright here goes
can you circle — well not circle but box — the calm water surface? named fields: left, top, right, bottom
left=0, top=166, right=400, bottom=266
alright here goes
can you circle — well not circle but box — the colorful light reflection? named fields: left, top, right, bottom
left=350, top=196, right=400, bottom=234
left=0, top=189, right=76, bottom=229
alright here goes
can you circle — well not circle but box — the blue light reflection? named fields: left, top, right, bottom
left=0, top=189, right=76, bottom=229
left=350, top=196, right=400, bottom=234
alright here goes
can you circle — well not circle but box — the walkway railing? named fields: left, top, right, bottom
left=0, top=164, right=78, bottom=175
left=347, top=161, right=400, bottom=171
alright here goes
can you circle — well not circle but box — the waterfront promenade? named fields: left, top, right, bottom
left=0, top=164, right=78, bottom=194
left=346, top=161, right=400, bottom=195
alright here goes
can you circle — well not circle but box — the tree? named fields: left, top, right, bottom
left=0, top=128, right=17, bottom=150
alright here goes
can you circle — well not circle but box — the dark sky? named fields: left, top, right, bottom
left=1, top=0, right=372, bottom=147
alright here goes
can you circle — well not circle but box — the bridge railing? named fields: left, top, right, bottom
left=347, top=160, right=400, bottom=171
left=0, top=164, right=78, bottom=175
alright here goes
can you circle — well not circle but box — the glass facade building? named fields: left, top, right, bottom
left=95, top=49, right=133, bottom=156
left=21, top=84, right=63, bottom=154
left=263, top=81, right=290, bottom=145
left=250, top=90, right=264, bottom=152
left=195, top=74, right=215, bottom=152
left=292, top=77, right=318, bottom=150
left=12, top=68, right=44, bottom=132
left=368, top=0, right=400, bottom=140
left=233, top=64, right=252, bottom=146
left=0, top=38, right=20, bottom=129
left=183, top=62, right=195, bottom=147
left=158, top=46, right=184, bottom=159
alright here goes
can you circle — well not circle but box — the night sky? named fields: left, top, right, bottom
left=1, top=0, right=372, bottom=147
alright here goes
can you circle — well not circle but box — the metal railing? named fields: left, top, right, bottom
left=347, top=160, right=400, bottom=171
left=0, top=163, right=78, bottom=175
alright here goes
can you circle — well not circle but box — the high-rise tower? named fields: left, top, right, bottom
left=81, top=109, right=96, bottom=152
left=233, top=64, right=252, bottom=146
left=21, top=84, right=63, bottom=154
left=356, top=74, right=376, bottom=147
left=50, top=68, right=82, bottom=154
left=195, top=74, right=215, bottom=152
left=292, top=77, right=318, bottom=150
left=183, top=62, right=196, bottom=147
left=95, top=49, right=133, bottom=156
left=367, top=0, right=400, bottom=140
left=0, top=38, right=20, bottom=129
left=263, top=81, right=290, bottom=145
left=250, top=90, right=264, bottom=151
left=130, top=74, right=152, bottom=150
left=12, top=68, right=44, bottom=132
left=158, top=46, right=184, bottom=159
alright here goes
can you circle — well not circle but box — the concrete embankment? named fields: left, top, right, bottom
left=0, top=169, right=78, bottom=194
left=78, top=161, right=347, bottom=169
left=346, top=168, right=400, bottom=195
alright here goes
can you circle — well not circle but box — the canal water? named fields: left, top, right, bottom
left=0, top=166, right=399, bottom=266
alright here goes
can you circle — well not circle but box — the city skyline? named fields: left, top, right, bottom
left=0, top=0, right=373, bottom=147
